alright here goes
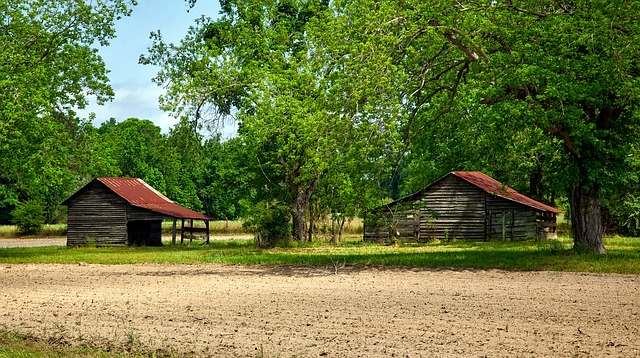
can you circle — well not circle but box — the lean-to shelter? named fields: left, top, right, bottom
left=63, top=177, right=212, bottom=246
left=364, top=171, right=562, bottom=243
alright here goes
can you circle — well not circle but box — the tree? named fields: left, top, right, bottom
left=0, top=0, right=135, bottom=224
left=198, top=136, right=254, bottom=220
left=464, top=1, right=640, bottom=253
left=332, top=1, right=639, bottom=253
left=143, top=0, right=397, bottom=241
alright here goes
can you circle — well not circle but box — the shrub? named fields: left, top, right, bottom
left=11, top=200, right=45, bottom=235
left=611, top=194, right=640, bottom=237
left=242, top=201, right=291, bottom=248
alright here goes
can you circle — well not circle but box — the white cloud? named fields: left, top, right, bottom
left=75, top=0, right=223, bottom=135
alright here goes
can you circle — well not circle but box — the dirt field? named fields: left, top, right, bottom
left=0, top=235, right=254, bottom=248
left=0, top=264, right=638, bottom=357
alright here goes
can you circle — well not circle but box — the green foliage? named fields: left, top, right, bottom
left=609, top=195, right=640, bottom=237
left=198, top=136, right=254, bottom=219
left=0, top=328, right=173, bottom=357
left=143, top=0, right=404, bottom=243
left=0, top=0, right=135, bottom=225
left=10, top=200, right=45, bottom=235
left=242, top=201, right=292, bottom=248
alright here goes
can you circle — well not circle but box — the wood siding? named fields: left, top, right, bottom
left=67, top=181, right=169, bottom=246
left=486, top=196, right=538, bottom=240
left=66, top=181, right=128, bottom=246
left=417, top=176, right=486, bottom=240
left=364, top=174, right=557, bottom=243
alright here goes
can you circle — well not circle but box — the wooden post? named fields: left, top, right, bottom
left=205, top=220, right=210, bottom=244
left=511, top=211, right=515, bottom=241
left=501, top=211, right=506, bottom=240
left=172, top=218, right=177, bottom=245
left=180, top=218, right=185, bottom=244
left=486, top=210, right=491, bottom=241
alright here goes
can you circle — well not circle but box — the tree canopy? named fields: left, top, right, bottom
left=3, top=0, right=640, bottom=253
left=0, top=0, right=136, bottom=230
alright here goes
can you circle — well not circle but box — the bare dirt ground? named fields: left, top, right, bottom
left=0, top=237, right=67, bottom=248
left=0, top=235, right=254, bottom=248
left=0, top=264, right=638, bottom=357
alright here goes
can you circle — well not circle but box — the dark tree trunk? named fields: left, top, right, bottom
left=529, top=155, right=545, bottom=201
left=281, top=158, right=321, bottom=243
left=291, top=183, right=318, bottom=242
left=291, top=190, right=308, bottom=241
left=308, top=201, right=314, bottom=242
left=569, top=185, right=606, bottom=254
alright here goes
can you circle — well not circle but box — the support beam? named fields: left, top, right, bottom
left=205, top=220, right=210, bottom=244
left=172, top=218, right=177, bottom=245
left=180, top=218, right=185, bottom=244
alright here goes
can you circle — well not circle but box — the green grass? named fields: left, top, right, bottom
left=0, top=236, right=638, bottom=274
left=0, top=224, right=67, bottom=238
left=0, top=329, right=173, bottom=358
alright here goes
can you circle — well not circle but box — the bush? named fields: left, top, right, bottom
left=243, top=201, right=291, bottom=248
left=611, top=194, right=640, bottom=237
left=11, top=200, right=45, bottom=235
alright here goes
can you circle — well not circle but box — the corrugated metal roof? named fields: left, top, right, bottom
left=97, top=177, right=212, bottom=220
left=450, top=171, right=563, bottom=214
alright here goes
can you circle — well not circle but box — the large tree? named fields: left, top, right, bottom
left=143, top=0, right=402, bottom=241
left=0, top=0, right=135, bottom=226
left=333, top=0, right=639, bottom=253
left=466, top=1, right=640, bottom=253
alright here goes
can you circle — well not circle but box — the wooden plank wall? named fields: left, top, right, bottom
left=364, top=174, right=556, bottom=243
left=417, top=175, right=486, bottom=240
left=365, top=175, right=487, bottom=242
left=486, top=197, right=543, bottom=240
left=363, top=201, right=420, bottom=243
left=66, top=182, right=128, bottom=246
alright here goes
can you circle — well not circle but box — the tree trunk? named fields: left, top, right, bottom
left=569, top=185, right=606, bottom=254
left=291, top=190, right=308, bottom=241
left=308, top=201, right=314, bottom=242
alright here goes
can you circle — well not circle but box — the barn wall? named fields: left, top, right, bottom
left=66, top=182, right=128, bottom=246
left=127, top=206, right=166, bottom=221
left=364, top=174, right=555, bottom=243
left=365, top=175, right=487, bottom=242
left=364, top=201, right=420, bottom=243
left=486, top=196, right=538, bottom=240
left=416, top=175, right=486, bottom=240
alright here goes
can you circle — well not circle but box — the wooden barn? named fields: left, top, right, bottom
left=63, top=177, right=213, bottom=246
left=364, top=171, right=562, bottom=243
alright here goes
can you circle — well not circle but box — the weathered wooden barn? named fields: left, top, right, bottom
left=364, top=171, right=562, bottom=243
left=63, top=177, right=212, bottom=246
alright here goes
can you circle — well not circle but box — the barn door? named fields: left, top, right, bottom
left=392, top=209, right=420, bottom=242
left=488, top=211, right=514, bottom=240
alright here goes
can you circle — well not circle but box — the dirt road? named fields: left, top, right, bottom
left=1, top=264, right=638, bottom=357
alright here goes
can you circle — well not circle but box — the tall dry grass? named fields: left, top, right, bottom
left=0, top=224, right=67, bottom=237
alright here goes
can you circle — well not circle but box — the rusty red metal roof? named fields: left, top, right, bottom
left=97, top=177, right=212, bottom=220
left=451, top=171, right=563, bottom=213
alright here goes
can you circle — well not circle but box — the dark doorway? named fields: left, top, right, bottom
left=127, top=220, right=163, bottom=246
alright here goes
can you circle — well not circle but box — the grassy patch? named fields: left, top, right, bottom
left=0, top=236, right=638, bottom=274
left=0, top=329, right=171, bottom=357
left=0, top=224, right=66, bottom=238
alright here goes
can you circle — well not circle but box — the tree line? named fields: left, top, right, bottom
left=2, top=0, right=640, bottom=253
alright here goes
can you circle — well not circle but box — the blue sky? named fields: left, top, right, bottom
left=79, top=0, right=221, bottom=133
